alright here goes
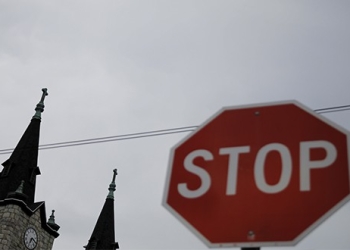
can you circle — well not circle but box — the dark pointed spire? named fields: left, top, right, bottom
left=0, top=89, right=47, bottom=205
left=84, top=169, right=119, bottom=250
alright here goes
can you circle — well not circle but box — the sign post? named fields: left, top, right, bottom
left=163, top=101, right=350, bottom=248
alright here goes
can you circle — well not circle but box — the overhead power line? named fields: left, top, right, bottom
left=0, top=105, right=349, bottom=155
left=314, top=104, right=350, bottom=114
left=0, top=126, right=198, bottom=155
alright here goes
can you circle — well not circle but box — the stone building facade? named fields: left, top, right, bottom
left=0, top=201, right=57, bottom=250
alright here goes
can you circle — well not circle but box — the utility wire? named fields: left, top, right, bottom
left=314, top=105, right=350, bottom=114
left=41, top=126, right=197, bottom=148
left=0, top=105, right=348, bottom=155
left=0, top=126, right=198, bottom=155
left=39, top=126, right=197, bottom=150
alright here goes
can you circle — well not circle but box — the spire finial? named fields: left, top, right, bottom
left=6, top=180, right=28, bottom=202
left=47, top=209, right=60, bottom=231
left=48, top=210, right=56, bottom=223
left=15, top=180, right=25, bottom=194
left=107, top=169, right=118, bottom=200
left=33, top=88, right=48, bottom=120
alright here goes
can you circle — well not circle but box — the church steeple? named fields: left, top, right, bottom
left=85, top=169, right=119, bottom=250
left=0, top=89, right=59, bottom=250
left=0, top=88, right=48, bottom=205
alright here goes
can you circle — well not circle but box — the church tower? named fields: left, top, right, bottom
left=0, top=88, right=60, bottom=249
left=85, top=169, right=119, bottom=250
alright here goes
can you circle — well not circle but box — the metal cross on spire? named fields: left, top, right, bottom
left=107, top=169, right=118, bottom=200
left=33, top=88, right=48, bottom=120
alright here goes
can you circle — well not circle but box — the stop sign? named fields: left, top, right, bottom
left=163, top=101, right=350, bottom=248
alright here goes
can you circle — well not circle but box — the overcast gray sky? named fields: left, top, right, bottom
left=0, top=1, right=350, bottom=249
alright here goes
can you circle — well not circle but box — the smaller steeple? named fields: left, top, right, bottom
left=84, top=169, right=119, bottom=250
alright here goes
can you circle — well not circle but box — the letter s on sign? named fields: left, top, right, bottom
left=178, top=150, right=213, bottom=199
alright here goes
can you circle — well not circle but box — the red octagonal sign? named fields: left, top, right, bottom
left=163, top=101, right=350, bottom=248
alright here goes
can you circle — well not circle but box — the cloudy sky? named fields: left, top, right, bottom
left=0, top=1, right=350, bottom=249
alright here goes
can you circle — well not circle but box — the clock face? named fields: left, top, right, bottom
left=24, top=227, right=38, bottom=249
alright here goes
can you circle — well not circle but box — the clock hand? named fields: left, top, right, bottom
left=29, top=237, right=37, bottom=245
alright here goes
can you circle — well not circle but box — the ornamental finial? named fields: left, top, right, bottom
left=47, top=209, right=60, bottom=231
left=15, top=180, right=25, bottom=194
left=107, top=169, right=118, bottom=200
left=48, top=210, right=56, bottom=224
left=33, top=88, right=48, bottom=120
